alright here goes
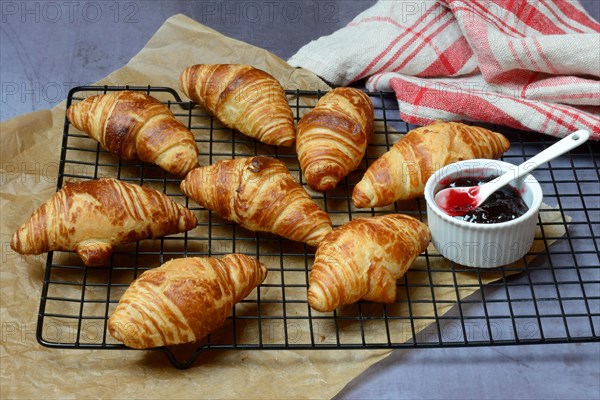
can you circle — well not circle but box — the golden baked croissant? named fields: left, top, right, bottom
left=308, top=214, right=430, bottom=312
left=180, top=64, right=295, bottom=146
left=352, top=121, right=510, bottom=208
left=296, top=87, right=374, bottom=192
left=67, top=91, right=199, bottom=176
left=180, top=156, right=332, bottom=246
left=108, top=254, right=267, bottom=349
left=10, top=178, right=197, bottom=266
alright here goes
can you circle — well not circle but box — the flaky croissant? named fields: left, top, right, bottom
left=296, top=87, right=374, bottom=192
left=108, top=254, right=267, bottom=349
left=11, top=178, right=197, bottom=266
left=67, top=91, right=199, bottom=176
left=308, top=214, right=430, bottom=312
left=353, top=121, right=510, bottom=208
left=180, top=156, right=332, bottom=246
left=180, top=64, right=296, bottom=146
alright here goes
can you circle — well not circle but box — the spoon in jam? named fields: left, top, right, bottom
left=435, top=130, right=590, bottom=217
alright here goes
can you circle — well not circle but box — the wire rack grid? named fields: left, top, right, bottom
left=35, top=85, right=599, bottom=368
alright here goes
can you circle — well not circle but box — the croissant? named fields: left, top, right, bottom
left=11, top=178, right=197, bottom=266
left=180, top=64, right=296, bottom=146
left=308, top=214, right=430, bottom=312
left=180, top=156, right=332, bottom=246
left=108, top=254, right=267, bottom=349
left=352, top=121, right=510, bottom=208
left=67, top=91, right=199, bottom=176
left=296, top=87, right=374, bottom=192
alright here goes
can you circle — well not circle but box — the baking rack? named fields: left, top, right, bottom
left=36, top=85, right=599, bottom=369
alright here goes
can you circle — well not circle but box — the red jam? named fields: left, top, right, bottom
left=441, top=185, right=482, bottom=216
left=442, top=176, right=529, bottom=224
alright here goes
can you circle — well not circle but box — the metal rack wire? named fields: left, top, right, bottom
left=36, top=86, right=599, bottom=369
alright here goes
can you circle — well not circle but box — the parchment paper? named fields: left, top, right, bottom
left=0, top=14, right=569, bottom=399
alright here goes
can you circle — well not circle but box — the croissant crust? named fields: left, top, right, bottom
left=67, top=91, right=199, bottom=176
left=10, top=178, right=197, bottom=266
left=108, top=254, right=267, bottom=349
left=180, top=64, right=296, bottom=146
left=297, top=87, right=374, bottom=192
left=352, top=121, right=510, bottom=208
left=180, top=156, right=332, bottom=246
left=308, top=214, right=430, bottom=312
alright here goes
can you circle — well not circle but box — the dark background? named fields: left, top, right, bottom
left=3, top=1, right=597, bottom=122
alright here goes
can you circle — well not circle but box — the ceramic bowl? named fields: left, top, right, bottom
left=424, top=159, right=543, bottom=268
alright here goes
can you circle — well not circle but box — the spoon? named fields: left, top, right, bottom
left=435, top=130, right=591, bottom=217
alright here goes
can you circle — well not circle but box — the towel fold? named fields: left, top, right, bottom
left=289, top=0, right=600, bottom=139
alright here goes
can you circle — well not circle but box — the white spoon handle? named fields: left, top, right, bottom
left=493, top=130, right=590, bottom=190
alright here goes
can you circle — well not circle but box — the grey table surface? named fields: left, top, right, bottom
left=2, top=1, right=599, bottom=399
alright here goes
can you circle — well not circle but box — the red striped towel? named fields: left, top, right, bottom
left=288, top=0, right=600, bottom=139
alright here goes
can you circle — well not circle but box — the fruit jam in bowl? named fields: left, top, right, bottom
left=441, top=175, right=530, bottom=224
left=424, top=159, right=543, bottom=268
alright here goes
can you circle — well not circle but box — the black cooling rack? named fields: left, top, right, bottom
left=36, top=85, right=599, bottom=369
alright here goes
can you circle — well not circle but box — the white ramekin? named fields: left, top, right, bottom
left=424, top=159, right=543, bottom=268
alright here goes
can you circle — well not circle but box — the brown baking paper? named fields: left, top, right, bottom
left=0, top=14, right=570, bottom=399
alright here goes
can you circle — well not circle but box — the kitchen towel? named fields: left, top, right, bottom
left=288, top=0, right=600, bottom=139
